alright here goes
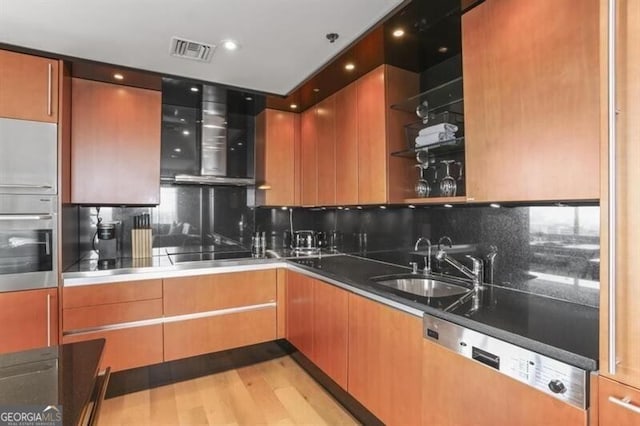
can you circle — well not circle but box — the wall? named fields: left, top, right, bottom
left=256, top=204, right=600, bottom=307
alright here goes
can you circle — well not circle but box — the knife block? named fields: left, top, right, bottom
left=131, top=229, right=152, bottom=258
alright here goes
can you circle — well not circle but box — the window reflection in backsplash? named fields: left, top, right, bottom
left=255, top=204, right=600, bottom=307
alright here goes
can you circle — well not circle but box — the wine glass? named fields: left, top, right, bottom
left=439, top=160, right=457, bottom=197
left=414, top=165, right=430, bottom=197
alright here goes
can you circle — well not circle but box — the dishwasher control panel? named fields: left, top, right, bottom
left=423, top=313, right=588, bottom=409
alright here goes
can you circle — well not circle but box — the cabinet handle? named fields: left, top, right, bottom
left=47, top=63, right=53, bottom=116
left=609, top=396, right=640, bottom=415
left=47, top=293, right=51, bottom=347
left=607, top=0, right=618, bottom=375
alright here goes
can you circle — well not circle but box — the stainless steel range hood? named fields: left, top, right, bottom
left=161, top=82, right=255, bottom=186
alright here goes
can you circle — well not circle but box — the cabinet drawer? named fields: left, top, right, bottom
left=63, top=279, right=162, bottom=308
left=163, top=270, right=276, bottom=315
left=600, top=377, right=640, bottom=425
left=63, top=324, right=163, bottom=372
left=63, top=298, right=163, bottom=331
left=164, top=307, right=276, bottom=361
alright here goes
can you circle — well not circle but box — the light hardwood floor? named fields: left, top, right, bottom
left=99, top=354, right=360, bottom=425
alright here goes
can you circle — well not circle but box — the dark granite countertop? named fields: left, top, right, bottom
left=288, top=254, right=599, bottom=371
left=0, top=339, right=105, bottom=426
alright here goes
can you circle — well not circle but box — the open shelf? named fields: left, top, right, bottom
left=391, top=137, right=465, bottom=158
left=404, top=196, right=467, bottom=205
left=390, top=77, right=463, bottom=114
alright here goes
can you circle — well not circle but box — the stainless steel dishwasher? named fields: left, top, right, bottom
left=423, top=313, right=589, bottom=412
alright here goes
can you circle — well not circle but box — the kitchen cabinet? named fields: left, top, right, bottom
left=356, top=65, right=417, bottom=204
left=62, top=279, right=163, bottom=371
left=599, top=376, right=640, bottom=425
left=347, top=293, right=422, bottom=425
left=70, top=78, right=161, bottom=205
left=255, top=109, right=300, bottom=206
left=0, top=49, right=59, bottom=123
left=335, top=83, right=359, bottom=205
left=0, top=288, right=58, bottom=354
left=316, top=95, right=337, bottom=206
left=462, top=0, right=600, bottom=202
left=600, top=0, right=640, bottom=400
left=300, top=107, right=318, bottom=205
left=422, top=339, right=587, bottom=426
left=285, top=272, right=349, bottom=388
left=163, top=270, right=277, bottom=361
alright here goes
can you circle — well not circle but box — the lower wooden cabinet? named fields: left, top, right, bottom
left=163, top=308, right=277, bottom=361
left=599, top=376, right=640, bottom=426
left=0, top=288, right=58, bottom=354
left=348, top=293, right=422, bottom=426
left=286, top=272, right=315, bottom=358
left=63, top=325, right=163, bottom=372
left=422, top=339, right=587, bottom=426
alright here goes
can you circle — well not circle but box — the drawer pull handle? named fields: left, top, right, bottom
left=609, top=396, right=640, bottom=414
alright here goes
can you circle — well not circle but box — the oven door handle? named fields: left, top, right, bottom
left=0, top=215, right=53, bottom=221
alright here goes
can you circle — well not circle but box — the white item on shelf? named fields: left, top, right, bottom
left=418, top=123, right=458, bottom=136
left=415, top=132, right=456, bottom=147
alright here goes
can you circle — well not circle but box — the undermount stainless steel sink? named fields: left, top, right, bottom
left=372, top=275, right=470, bottom=298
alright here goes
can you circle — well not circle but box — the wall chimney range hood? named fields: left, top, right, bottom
left=161, top=81, right=256, bottom=186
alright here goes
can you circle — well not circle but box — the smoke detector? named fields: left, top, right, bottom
left=170, top=37, right=215, bottom=62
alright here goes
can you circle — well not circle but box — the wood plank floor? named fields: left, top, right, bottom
left=99, top=354, right=360, bottom=425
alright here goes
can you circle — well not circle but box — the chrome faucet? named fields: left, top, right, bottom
left=435, top=249, right=484, bottom=291
left=414, top=237, right=432, bottom=274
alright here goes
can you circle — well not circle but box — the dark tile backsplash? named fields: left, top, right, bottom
left=255, top=204, right=600, bottom=307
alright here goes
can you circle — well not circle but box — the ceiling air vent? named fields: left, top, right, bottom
left=170, top=37, right=215, bottom=62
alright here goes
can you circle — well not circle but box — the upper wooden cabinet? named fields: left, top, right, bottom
left=335, top=83, right=359, bottom=205
left=71, top=78, right=161, bottom=205
left=300, top=107, right=319, bottom=206
left=0, top=288, right=58, bottom=354
left=316, top=95, right=337, bottom=206
left=462, top=0, right=600, bottom=202
left=0, top=49, right=59, bottom=123
left=600, top=0, right=640, bottom=393
left=255, top=109, right=300, bottom=206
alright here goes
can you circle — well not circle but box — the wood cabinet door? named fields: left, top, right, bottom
left=356, top=66, right=388, bottom=204
left=300, top=108, right=318, bottom=206
left=599, top=376, right=640, bottom=426
left=0, top=288, right=58, bottom=354
left=63, top=324, right=163, bottom=372
left=600, top=0, right=640, bottom=389
left=0, top=50, right=59, bottom=123
left=71, top=78, right=161, bottom=205
left=316, top=95, right=336, bottom=206
left=255, top=109, right=298, bottom=206
left=63, top=279, right=162, bottom=309
left=335, top=83, right=359, bottom=205
left=285, top=272, right=314, bottom=358
left=462, top=0, right=600, bottom=202
left=312, top=280, right=348, bottom=389
left=347, top=293, right=422, bottom=425
left=422, top=339, right=587, bottom=426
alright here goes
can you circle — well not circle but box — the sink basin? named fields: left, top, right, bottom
left=373, top=275, right=470, bottom=298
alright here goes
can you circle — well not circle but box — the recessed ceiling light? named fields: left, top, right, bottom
left=182, top=130, right=190, bottom=136
left=356, top=206, right=363, bottom=210
left=490, top=203, right=501, bottom=208
left=379, top=205, right=386, bottom=209
left=173, top=148, right=182, bottom=153
left=438, top=46, right=449, bottom=53
left=392, top=28, right=405, bottom=38
left=408, top=204, right=416, bottom=209
left=281, top=206, right=288, bottom=210
left=245, top=96, right=253, bottom=101
left=444, top=204, right=453, bottom=208
left=313, top=88, right=320, bottom=93
left=113, top=73, right=124, bottom=80
left=222, top=39, right=239, bottom=51
left=337, top=206, right=343, bottom=210
left=190, top=87, right=199, bottom=92
left=345, top=63, right=355, bottom=71
left=290, top=104, right=298, bottom=109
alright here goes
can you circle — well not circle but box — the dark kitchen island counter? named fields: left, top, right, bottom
left=0, top=339, right=106, bottom=426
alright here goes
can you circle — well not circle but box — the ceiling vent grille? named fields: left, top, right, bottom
left=170, top=37, right=215, bottom=62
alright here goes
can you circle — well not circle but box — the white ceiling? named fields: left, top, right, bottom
left=0, top=0, right=403, bottom=95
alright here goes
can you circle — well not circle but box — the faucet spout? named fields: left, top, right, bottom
left=414, top=237, right=432, bottom=274
left=436, top=249, right=484, bottom=290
